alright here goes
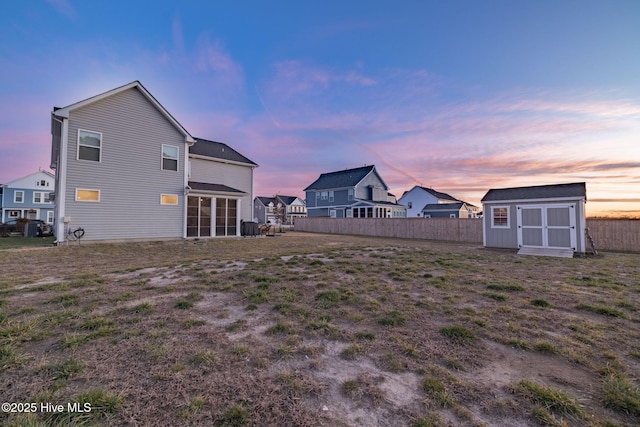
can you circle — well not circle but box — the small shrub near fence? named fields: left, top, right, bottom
left=295, top=217, right=640, bottom=252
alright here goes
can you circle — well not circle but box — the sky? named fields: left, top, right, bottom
left=1, top=1, right=639, bottom=217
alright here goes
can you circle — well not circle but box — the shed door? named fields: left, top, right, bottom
left=517, top=204, right=576, bottom=250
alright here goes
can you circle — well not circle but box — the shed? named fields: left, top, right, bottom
left=481, top=182, right=587, bottom=256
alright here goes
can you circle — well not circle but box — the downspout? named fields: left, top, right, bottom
left=54, top=115, right=69, bottom=244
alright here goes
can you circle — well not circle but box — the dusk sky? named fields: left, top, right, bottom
left=1, top=1, right=639, bottom=217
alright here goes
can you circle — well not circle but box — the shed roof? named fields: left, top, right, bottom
left=191, top=138, right=257, bottom=166
left=481, top=182, right=586, bottom=203
left=188, top=181, right=245, bottom=195
left=304, top=165, right=387, bottom=191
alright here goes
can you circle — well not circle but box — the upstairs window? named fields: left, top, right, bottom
left=348, top=189, right=354, bottom=201
left=321, top=191, right=328, bottom=200
left=162, top=145, right=179, bottom=171
left=78, top=129, right=102, bottom=161
left=14, top=190, right=24, bottom=203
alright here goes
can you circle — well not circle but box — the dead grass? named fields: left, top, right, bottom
left=1, top=232, right=639, bottom=426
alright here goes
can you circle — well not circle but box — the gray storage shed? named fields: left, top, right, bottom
left=481, top=182, right=587, bottom=255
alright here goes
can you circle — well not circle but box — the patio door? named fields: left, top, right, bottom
left=517, top=204, right=576, bottom=250
left=187, top=196, right=212, bottom=237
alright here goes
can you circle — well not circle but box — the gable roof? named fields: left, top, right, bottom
left=304, top=165, right=387, bottom=191
left=190, top=138, right=257, bottom=167
left=276, top=196, right=300, bottom=205
left=53, top=80, right=195, bottom=144
left=406, top=186, right=459, bottom=202
left=256, top=196, right=276, bottom=206
left=481, top=182, right=586, bottom=203
left=4, top=170, right=55, bottom=187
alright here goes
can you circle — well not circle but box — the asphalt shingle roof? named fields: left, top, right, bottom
left=188, top=181, right=245, bottom=194
left=190, top=138, right=257, bottom=166
left=481, top=182, right=586, bottom=202
left=304, top=165, right=379, bottom=191
left=422, top=202, right=464, bottom=212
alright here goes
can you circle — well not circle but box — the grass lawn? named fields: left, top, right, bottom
left=1, top=232, right=639, bottom=426
left=0, top=236, right=55, bottom=249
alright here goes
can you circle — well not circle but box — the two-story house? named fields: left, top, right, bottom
left=398, top=185, right=480, bottom=218
left=50, top=81, right=257, bottom=242
left=304, top=165, right=406, bottom=218
left=253, top=195, right=306, bottom=224
left=1, top=170, right=55, bottom=224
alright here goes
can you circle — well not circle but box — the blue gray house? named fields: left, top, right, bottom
left=304, top=165, right=406, bottom=218
left=422, top=201, right=474, bottom=218
left=1, top=170, right=55, bottom=224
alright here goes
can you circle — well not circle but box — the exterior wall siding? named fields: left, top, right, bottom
left=189, top=158, right=254, bottom=222
left=483, top=200, right=586, bottom=251
left=64, top=88, right=186, bottom=240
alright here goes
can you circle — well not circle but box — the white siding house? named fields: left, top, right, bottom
left=51, top=81, right=256, bottom=242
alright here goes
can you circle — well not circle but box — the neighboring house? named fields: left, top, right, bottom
left=304, top=165, right=406, bottom=218
left=1, top=170, right=55, bottom=224
left=398, top=185, right=480, bottom=218
left=253, top=195, right=306, bottom=224
left=481, top=182, right=587, bottom=255
left=422, top=201, right=472, bottom=218
left=50, top=81, right=257, bottom=242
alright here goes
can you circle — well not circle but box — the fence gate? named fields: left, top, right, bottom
left=517, top=204, right=576, bottom=250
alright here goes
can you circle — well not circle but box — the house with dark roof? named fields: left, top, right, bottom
left=253, top=195, right=306, bottom=224
left=304, top=165, right=406, bottom=218
left=1, top=170, right=55, bottom=225
left=421, top=201, right=475, bottom=218
left=481, top=182, right=587, bottom=256
left=398, top=185, right=479, bottom=218
left=50, top=81, right=257, bottom=242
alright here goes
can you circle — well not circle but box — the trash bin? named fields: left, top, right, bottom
left=241, top=221, right=259, bottom=237
left=25, top=222, right=39, bottom=237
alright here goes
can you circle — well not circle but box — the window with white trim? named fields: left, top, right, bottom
left=161, top=194, right=179, bottom=205
left=491, top=206, right=510, bottom=228
left=348, top=189, right=354, bottom=201
left=14, top=191, right=24, bottom=203
left=78, top=129, right=102, bottom=161
left=321, top=191, right=328, bottom=200
left=329, top=191, right=334, bottom=202
left=33, top=192, right=51, bottom=204
left=76, top=189, right=100, bottom=202
left=162, top=144, right=179, bottom=171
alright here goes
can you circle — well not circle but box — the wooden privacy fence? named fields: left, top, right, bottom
left=294, top=217, right=640, bottom=252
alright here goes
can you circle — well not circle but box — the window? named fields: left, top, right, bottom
left=162, top=145, right=179, bottom=171
left=161, top=194, right=178, bottom=205
left=348, top=189, right=354, bottom=201
left=491, top=206, right=509, bottom=228
left=14, top=191, right=24, bottom=203
left=329, top=191, right=334, bottom=202
left=450, top=214, right=456, bottom=218
left=321, top=191, right=328, bottom=200
left=47, top=211, right=54, bottom=223
left=33, top=192, right=51, bottom=203
left=407, top=201, right=412, bottom=209
left=78, top=129, right=102, bottom=161
left=76, top=189, right=100, bottom=202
